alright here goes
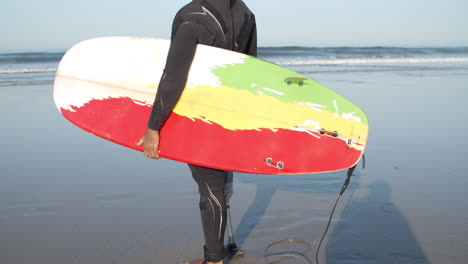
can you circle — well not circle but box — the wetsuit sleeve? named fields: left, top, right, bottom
left=147, top=21, right=198, bottom=131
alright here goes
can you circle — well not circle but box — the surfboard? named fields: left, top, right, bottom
left=54, top=36, right=368, bottom=175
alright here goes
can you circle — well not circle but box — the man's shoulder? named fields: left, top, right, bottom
left=237, top=0, right=254, bottom=15
left=175, top=0, right=203, bottom=17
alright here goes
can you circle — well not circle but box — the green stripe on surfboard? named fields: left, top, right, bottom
left=212, top=57, right=368, bottom=125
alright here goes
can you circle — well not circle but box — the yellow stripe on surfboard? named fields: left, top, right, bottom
left=171, top=84, right=368, bottom=148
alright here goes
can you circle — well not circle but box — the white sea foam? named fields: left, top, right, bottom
left=0, top=68, right=57, bottom=74
left=273, top=57, right=468, bottom=66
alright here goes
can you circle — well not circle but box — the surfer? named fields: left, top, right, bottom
left=138, top=1, right=256, bottom=264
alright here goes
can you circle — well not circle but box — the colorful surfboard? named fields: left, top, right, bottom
left=53, top=37, right=368, bottom=175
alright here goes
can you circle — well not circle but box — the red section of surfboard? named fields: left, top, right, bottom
left=60, top=97, right=362, bottom=174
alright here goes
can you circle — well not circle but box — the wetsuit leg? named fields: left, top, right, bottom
left=188, top=164, right=229, bottom=262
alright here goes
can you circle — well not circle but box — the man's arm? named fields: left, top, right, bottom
left=138, top=20, right=198, bottom=159
left=148, top=22, right=198, bottom=130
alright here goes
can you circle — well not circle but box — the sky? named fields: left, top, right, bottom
left=2, top=0, right=468, bottom=51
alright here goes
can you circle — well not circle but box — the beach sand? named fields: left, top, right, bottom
left=1, top=68, right=468, bottom=263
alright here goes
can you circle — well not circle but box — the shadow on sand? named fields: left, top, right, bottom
left=226, top=171, right=428, bottom=264
left=326, top=180, right=429, bottom=264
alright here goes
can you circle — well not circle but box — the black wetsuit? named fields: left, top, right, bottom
left=147, top=0, right=256, bottom=262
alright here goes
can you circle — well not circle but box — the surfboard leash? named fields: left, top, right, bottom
left=264, top=154, right=366, bottom=264
left=264, top=239, right=313, bottom=264
left=313, top=164, right=356, bottom=264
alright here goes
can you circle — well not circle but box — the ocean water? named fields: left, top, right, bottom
left=0, top=52, right=63, bottom=86
left=1, top=46, right=467, bottom=86
left=258, top=46, right=468, bottom=75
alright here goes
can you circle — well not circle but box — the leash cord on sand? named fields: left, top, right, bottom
left=264, top=159, right=362, bottom=264
left=264, top=239, right=312, bottom=264
left=263, top=193, right=342, bottom=264
left=314, top=192, right=342, bottom=264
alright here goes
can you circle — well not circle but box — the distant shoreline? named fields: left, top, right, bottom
left=1, top=45, right=468, bottom=54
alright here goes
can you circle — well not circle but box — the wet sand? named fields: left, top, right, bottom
left=1, top=68, right=468, bottom=263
